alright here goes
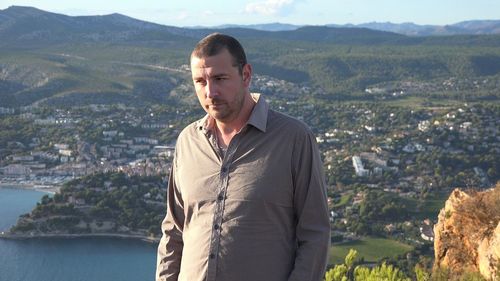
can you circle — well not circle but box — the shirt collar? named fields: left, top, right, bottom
left=196, top=93, right=269, bottom=134
left=247, top=93, right=268, bottom=133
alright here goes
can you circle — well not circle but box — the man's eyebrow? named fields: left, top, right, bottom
left=198, top=72, right=229, bottom=80
left=192, top=73, right=227, bottom=80
left=212, top=73, right=228, bottom=78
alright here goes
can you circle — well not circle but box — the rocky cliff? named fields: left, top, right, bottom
left=434, top=183, right=500, bottom=280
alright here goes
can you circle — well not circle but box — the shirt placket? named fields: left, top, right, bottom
left=205, top=133, right=241, bottom=281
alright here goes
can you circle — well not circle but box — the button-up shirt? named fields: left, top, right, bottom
left=156, top=94, right=330, bottom=281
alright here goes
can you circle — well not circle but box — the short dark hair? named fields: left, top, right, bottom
left=191, top=33, right=247, bottom=74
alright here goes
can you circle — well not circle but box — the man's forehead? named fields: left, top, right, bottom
left=191, top=55, right=238, bottom=76
left=191, top=64, right=225, bottom=80
left=191, top=49, right=235, bottom=65
left=190, top=60, right=215, bottom=74
left=191, top=47, right=229, bottom=60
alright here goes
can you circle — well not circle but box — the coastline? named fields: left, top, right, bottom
left=0, top=231, right=160, bottom=244
left=0, top=182, right=61, bottom=194
left=0, top=180, right=160, bottom=245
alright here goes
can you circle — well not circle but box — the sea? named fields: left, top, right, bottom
left=0, top=186, right=157, bottom=281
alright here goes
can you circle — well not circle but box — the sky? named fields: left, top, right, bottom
left=0, top=0, right=499, bottom=27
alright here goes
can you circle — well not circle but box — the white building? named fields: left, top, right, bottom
left=59, top=149, right=73, bottom=156
left=418, top=120, right=431, bottom=132
left=11, top=155, right=35, bottom=162
left=103, top=130, right=118, bottom=137
left=54, top=143, right=69, bottom=150
left=2, top=164, right=31, bottom=175
left=0, top=107, right=15, bottom=114
left=352, top=156, right=369, bottom=177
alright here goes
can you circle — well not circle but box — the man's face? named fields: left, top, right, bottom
left=191, top=49, right=251, bottom=123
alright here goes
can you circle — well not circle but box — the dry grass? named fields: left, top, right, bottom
left=458, top=182, right=500, bottom=238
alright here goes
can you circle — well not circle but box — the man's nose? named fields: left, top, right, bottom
left=205, top=81, right=218, bottom=99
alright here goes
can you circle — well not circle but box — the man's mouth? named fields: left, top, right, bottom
left=209, top=101, right=225, bottom=107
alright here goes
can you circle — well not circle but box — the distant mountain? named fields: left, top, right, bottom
left=451, top=20, right=500, bottom=34
left=1, top=6, right=500, bottom=107
left=0, top=6, right=195, bottom=49
left=207, top=22, right=300, bottom=31
left=345, top=20, right=500, bottom=36
left=205, top=20, right=500, bottom=36
left=0, top=6, right=407, bottom=48
left=204, top=25, right=404, bottom=45
left=336, top=22, right=441, bottom=36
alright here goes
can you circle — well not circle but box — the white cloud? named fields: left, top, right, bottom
left=202, top=10, right=215, bottom=17
left=176, top=11, right=189, bottom=21
left=245, top=0, right=294, bottom=16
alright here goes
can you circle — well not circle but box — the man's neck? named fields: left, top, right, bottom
left=215, top=94, right=256, bottom=146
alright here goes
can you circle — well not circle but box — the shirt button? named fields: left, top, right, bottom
left=221, top=166, right=228, bottom=173
left=209, top=253, right=215, bottom=259
left=214, top=224, right=220, bottom=230
left=217, top=194, right=224, bottom=201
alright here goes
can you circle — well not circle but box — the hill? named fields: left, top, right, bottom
left=330, top=20, right=500, bottom=36
left=1, top=6, right=500, bottom=106
left=210, top=20, right=500, bottom=36
left=0, top=6, right=196, bottom=49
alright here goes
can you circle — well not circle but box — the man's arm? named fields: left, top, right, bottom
left=289, top=129, right=330, bottom=281
left=156, top=163, right=185, bottom=281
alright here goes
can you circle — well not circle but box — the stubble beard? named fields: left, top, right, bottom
left=207, top=88, right=246, bottom=123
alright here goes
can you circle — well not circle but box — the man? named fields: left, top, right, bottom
left=156, top=33, right=330, bottom=281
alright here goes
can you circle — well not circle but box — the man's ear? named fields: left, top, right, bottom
left=242, top=63, right=252, bottom=87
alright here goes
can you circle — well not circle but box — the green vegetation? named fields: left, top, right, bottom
left=10, top=172, right=166, bottom=237
left=325, top=249, right=411, bottom=281
left=457, top=183, right=500, bottom=225
left=399, top=190, right=449, bottom=219
left=2, top=13, right=500, bottom=106
left=2, top=9, right=500, bottom=278
left=332, top=194, right=352, bottom=208
left=329, top=238, right=414, bottom=265
left=325, top=249, right=491, bottom=281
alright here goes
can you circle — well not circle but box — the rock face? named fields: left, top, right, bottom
left=434, top=185, right=500, bottom=280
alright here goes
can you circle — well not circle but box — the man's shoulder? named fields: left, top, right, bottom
left=268, top=109, right=313, bottom=136
left=177, top=117, right=204, bottom=141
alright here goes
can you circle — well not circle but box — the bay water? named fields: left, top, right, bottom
left=0, top=187, right=157, bottom=281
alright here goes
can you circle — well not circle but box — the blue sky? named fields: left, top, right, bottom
left=1, top=0, right=499, bottom=27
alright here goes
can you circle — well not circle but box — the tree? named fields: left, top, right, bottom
left=325, top=249, right=357, bottom=281
left=324, top=249, right=412, bottom=281
left=354, top=263, right=410, bottom=281
left=414, top=264, right=430, bottom=281
left=40, top=194, right=52, bottom=205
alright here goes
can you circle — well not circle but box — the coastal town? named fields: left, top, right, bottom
left=1, top=74, right=497, bottom=189
left=1, top=83, right=499, bottom=248
left=1, top=4, right=500, bottom=280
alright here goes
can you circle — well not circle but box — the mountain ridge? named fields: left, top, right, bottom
left=0, top=6, right=406, bottom=47
left=1, top=6, right=500, bottom=107
left=209, top=20, right=500, bottom=36
left=3, top=5, right=500, bottom=37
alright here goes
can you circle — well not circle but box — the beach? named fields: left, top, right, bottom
left=0, top=181, right=61, bottom=194
left=0, top=231, right=160, bottom=243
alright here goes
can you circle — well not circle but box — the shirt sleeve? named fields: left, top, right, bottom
left=156, top=158, right=185, bottom=281
left=288, top=129, right=330, bottom=281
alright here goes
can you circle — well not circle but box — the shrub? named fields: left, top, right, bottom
left=324, top=249, right=411, bottom=281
